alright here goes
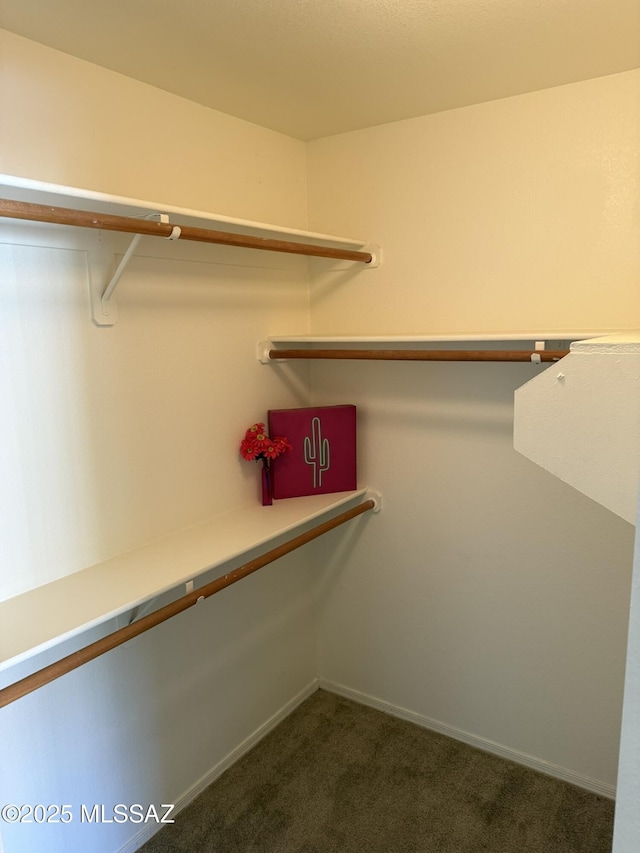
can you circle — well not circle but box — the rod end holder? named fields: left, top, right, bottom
left=363, top=244, right=382, bottom=269
left=366, top=489, right=383, bottom=512
left=258, top=340, right=274, bottom=363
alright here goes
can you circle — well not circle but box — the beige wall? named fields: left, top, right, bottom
left=307, top=69, right=640, bottom=334
left=0, top=29, right=308, bottom=227
left=307, top=70, right=640, bottom=790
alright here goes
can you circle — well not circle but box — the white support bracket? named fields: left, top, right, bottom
left=89, top=213, right=181, bottom=326
left=366, top=489, right=383, bottom=512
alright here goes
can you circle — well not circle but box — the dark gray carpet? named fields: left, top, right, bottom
left=139, top=689, right=614, bottom=852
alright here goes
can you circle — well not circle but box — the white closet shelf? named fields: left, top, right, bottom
left=0, top=489, right=373, bottom=673
left=259, top=332, right=630, bottom=364
left=1, top=174, right=379, bottom=325
left=0, top=173, right=369, bottom=248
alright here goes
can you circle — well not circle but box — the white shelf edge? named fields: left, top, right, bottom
left=0, top=489, right=372, bottom=672
left=570, top=331, right=640, bottom=353
left=0, top=173, right=368, bottom=248
left=268, top=330, right=629, bottom=343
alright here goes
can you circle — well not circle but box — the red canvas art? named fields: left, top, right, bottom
left=267, top=405, right=357, bottom=499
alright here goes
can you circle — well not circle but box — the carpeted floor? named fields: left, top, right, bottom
left=139, top=689, right=614, bottom=852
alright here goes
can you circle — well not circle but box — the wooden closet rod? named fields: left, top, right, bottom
left=0, top=199, right=373, bottom=264
left=0, top=499, right=375, bottom=709
left=269, top=349, right=570, bottom=363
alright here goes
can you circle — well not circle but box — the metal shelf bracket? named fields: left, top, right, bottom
left=89, top=213, right=181, bottom=326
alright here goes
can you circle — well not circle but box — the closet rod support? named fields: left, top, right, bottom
left=102, top=233, right=147, bottom=305
left=366, top=489, right=383, bottom=512
left=362, top=243, right=382, bottom=268
left=92, top=213, right=180, bottom=326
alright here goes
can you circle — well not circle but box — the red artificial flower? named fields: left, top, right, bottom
left=240, top=437, right=258, bottom=461
left=252, top=431, right=271, bottom=450
left=240, top=423, right=292, bottom=463
left=273, top=436, right=292, bottom=453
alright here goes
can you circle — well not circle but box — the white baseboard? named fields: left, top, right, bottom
left=318, top=678, right=616, bottom=801
left=117, top=678, right=319, bottom=853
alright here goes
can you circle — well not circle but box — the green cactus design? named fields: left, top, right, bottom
left=303, top=417, right=330, bottom=488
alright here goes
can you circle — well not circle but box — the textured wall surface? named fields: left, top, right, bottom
left=306, top=70, right=639, bottom=791
left=307, top=70, right=640, bottom=335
